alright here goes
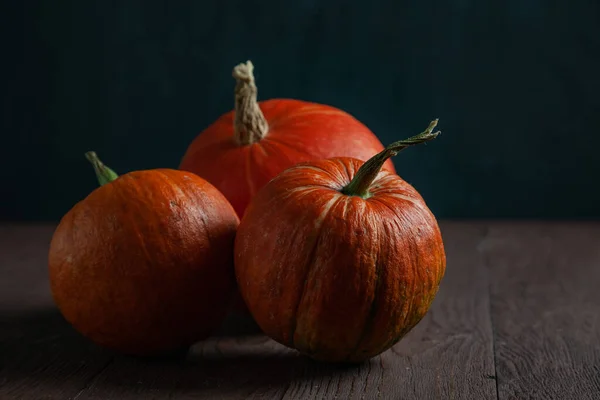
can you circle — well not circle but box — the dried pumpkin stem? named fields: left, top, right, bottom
left=85, top=151, right=119, bottom=186
left=342, top=119, right=441, bottom=198
left=232, top=60, right=269, bottom=145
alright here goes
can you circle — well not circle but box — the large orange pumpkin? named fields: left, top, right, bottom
left=48, top=152, right=239, bottom=356
left=179, top=60, right=395, bottom=219
left=234, top=120, right=446, bottom=363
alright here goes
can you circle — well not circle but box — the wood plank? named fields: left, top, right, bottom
left=72, top=222, right=497, bottom=399
left=374, top=222, right=497, bottom=400
left=482, top=222, right=600, bottom=399
left=0, top=225, right=114, bottom=400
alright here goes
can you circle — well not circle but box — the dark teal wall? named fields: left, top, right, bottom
left=2, top=1, right=599, bottom=221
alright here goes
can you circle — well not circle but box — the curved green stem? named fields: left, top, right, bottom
left=85, top=151, right=119, bottom=186
left=342, top=119, right=441, bottom=198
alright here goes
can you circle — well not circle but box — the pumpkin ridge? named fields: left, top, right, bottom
left=379, top=191, right=422, bottom=204
left=344, top=205, right=384, bottom=362
left=406, top=213, right=420, bottom=346
left=288, top=194, right=341, bottom=350
left=148, top=171, right=184, bottom=258
left=370, top=193, right=432, bottom=230
left=371, top=196, right=439, bottom=355
left=157, top=170, right=214, bottom=250
left=284, top=166, right=348, bottom=194
left=118, top=177, right=156, bottom=267
left=334, top=158, right=355, bottom=184
left=368, top=196, right=419, bottom=356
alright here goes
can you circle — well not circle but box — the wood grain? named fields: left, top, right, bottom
left=482, top=222, right=600, bottom=400
left=54, top=222, right=497, bottom=399
left=8, top=222, right=599, bottom=399
left=0, top=225, right=114, bottom=400
left=374, top=222, right=497, bottom=400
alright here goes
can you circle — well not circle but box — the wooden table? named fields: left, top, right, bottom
left=1, top=222, right=599, bottom=399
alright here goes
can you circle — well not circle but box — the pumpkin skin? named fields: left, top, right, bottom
left=179, top=61, right=394, bottom=219
left=48, top=167, right=239, bottom=356
left=234, top=124, right=445, bottom=363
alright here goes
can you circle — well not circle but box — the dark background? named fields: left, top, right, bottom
left=1, top=1, right=599, bottom=221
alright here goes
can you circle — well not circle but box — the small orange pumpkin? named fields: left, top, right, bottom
left=48, top=152, right=239, bottom=356
left=234, top=120, right=446, bottom=363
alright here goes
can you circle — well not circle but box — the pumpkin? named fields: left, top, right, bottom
left=234, top=120, right=446, bottom=363
left=48, top=152, right=239, bottom=356
left=178, top=60, right=395, bottom=219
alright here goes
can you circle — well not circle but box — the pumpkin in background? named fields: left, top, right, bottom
left=179, top=60, right=395, bottom=219
left=234, top=120, right=446, bottom=363
left=48, top=152, right=239, bottom=356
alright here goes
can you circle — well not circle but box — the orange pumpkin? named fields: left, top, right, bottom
left=48, top=152, right=239, bottom=356
left=179, top=60, right=394, bottom=219
left=234, top=120, right=446, bottom=363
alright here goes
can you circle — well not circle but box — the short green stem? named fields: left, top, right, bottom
left=342, top=119, right=441, bottom=198
left=85, top=151, right=119, bottom=186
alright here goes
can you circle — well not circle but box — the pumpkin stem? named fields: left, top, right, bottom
left=342, top=119, right=441, bottom=198
left=232, top=60, right=269, bottom=145
left=85, top=151, right=119, bottom=186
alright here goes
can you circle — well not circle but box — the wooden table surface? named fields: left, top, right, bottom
left=1, top=222, right=599, bottom=399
